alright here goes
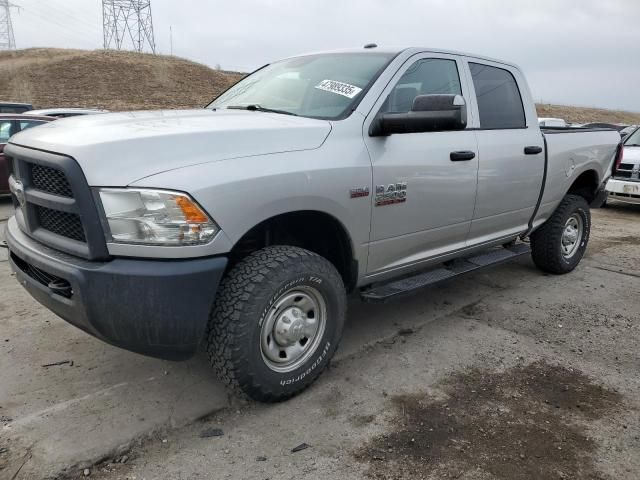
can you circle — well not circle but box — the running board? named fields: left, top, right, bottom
left=360, top=243, right=531, bottom=303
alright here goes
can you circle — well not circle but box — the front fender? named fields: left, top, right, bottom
left=130, top=145, right=374, bottom=268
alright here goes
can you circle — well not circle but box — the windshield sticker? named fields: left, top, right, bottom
left=315, top=79, right=363, bottom=99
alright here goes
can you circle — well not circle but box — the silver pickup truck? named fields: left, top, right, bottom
left=5, top=46, right=621, bottom=401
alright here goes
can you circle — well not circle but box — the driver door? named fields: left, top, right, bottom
left=363, top=54, right=479, bottom=277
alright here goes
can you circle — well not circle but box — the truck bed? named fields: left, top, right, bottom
left=532, top=128, right=620, bottom=229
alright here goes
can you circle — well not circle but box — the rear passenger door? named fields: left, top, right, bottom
left=464, top=60, right=544, bottom=245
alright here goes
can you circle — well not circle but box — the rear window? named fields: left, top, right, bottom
left=0, top=106, right=29, bottom=114
left=0, top=120, right=13, bottom=142
left=625, top=128, right=640, bottom=146
left=19, top=120, right=46, bottom=131
left=469, top=63, right=526, bottom=129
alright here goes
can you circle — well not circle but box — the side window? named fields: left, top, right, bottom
left=383, top=58, right=462, bottom=113
left=19, top=120, right=45, bottom=131
left=0, top=121, right=13, bottom=143
left=469, top=63, right=526, bottom=129
left=1, top=107, right=20, bottom=113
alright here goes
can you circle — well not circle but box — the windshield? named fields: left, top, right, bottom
left=624, top=128, right=640, bottom=146
left=208, top=53, right=395, bottom=120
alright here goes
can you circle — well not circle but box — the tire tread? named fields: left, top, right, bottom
left=530, top=194, right=590, bottom=274
left=206, top=246, right=345, bottom=402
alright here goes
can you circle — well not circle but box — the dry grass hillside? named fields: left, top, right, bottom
left=537, top=104, right=640, bottom=125
left=0, top=48, right=243, bottom=111
left=1, top=48, right=639, bottom=125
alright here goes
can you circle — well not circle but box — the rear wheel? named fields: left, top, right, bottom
left=530, top=194, right=591, bottom=274
left=206, top=246, right=346, bottom=402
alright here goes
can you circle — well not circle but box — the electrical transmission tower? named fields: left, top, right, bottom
left=102, top=0, right=156, bottom=54
left=0, top=0, right=17, bottom=50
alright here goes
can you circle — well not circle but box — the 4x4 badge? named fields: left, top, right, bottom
left=375, top=182, right=407, bottom=206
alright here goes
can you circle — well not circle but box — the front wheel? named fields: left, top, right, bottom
left=530, top=194, right=591, bottom=274
left=206, top=246, right=346, bottom=402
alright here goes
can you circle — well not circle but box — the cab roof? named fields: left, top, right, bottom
left=287, top=46, right=520, bottom=70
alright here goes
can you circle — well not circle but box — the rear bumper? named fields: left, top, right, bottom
left=606, top=178, right=640, bottom=205
left=6, top=216, right=228, bottom=360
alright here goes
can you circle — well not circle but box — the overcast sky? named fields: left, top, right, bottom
left=9, top=0, right=640, bottom=111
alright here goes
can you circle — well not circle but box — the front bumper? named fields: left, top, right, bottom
left=6, top=216, right=228, bottom=360
left=606, top=178, right=640, bottom=205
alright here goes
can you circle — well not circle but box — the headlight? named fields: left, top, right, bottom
left=98, top=188, right=219, bottom=246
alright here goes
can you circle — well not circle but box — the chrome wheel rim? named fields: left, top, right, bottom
left=561, top=214, right=583, bottom=259
left=260, top=286, right=327, bottom=373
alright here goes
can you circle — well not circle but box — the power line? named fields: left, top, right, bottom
left=0, top=0, right=17, bottom=50
left=102, top=0, right=156, bottom=54
left=14, top=0, right=103, bottom=48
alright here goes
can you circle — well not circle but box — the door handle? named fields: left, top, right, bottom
left=524, top=146, right=543, bottom=155
left=450, top=151, right=476, bottom=161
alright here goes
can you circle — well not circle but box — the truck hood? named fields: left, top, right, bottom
left=622, top=146, right=640, bottom=165
left=10, top=109, right=332, bottom=185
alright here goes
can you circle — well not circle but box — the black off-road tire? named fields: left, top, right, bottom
left=206, top=246, right=347, bottom=402
left=530, top=194, right=591, bottom=274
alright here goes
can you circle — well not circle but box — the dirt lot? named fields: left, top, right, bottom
left=0, top=199, right=639, bottom=480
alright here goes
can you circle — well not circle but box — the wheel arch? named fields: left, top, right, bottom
left=568, top=169, right=600, bottom=203
left=229, top=210, right=358, bottom=292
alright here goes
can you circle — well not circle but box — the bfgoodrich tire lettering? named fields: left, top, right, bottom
left=206, top=246, right=346, bottom=402
left=530, top=194, right=591, bottom=274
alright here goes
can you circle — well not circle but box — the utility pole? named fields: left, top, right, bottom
left=102, top=0, right=156, bottom=54
left=0, top=0, right=17, bottom=50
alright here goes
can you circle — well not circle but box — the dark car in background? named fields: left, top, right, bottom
left=0, top=102, right=34, bottom=114
left=0, top=114, right=56, bottom=195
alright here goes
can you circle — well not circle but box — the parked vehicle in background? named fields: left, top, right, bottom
left=0, top=102, right=34, bottom=114
left=582, top=122, right=627, bottom=132
left=0, top=114, right=56, bottom=195
left=25, top=108, right=109, bottom=118
left=4, top=47, right=621, bottom=402
left=605, top=127, right=640, bottom=205
left=620, top=125, right=637, bottom=141
left=538, top=117, right=567, bottom=127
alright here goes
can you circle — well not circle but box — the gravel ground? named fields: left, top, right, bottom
left=1, top=200, right=638, bottom=480
left=79, top=202, right=640, bottom=480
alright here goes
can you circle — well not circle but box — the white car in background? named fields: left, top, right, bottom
left=24, top=108, right=108, bottom=118
left=538, top=117, right=567, bottom=127
left=606, top=126, right=640, bottom=205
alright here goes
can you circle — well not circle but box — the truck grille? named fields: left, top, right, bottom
left=6, top=144, right=110, bottom=260
left=31, top=164, right=74, bottom=197
left=36, top=206, right=86, bottom=242
left=613, top=163, right=637, bottom=180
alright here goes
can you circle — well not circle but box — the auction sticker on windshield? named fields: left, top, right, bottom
left=315, top=79, right=363, bottom=99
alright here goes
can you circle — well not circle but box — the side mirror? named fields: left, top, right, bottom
left=370, top=94, right=467, bottom=136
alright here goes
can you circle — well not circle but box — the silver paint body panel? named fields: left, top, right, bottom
left=8, top=47, right=620, bottom=288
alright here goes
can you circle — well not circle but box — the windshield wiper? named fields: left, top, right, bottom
left=227, top=104, right=297, bottom=116
left=625, top=144, right=640, bottom=147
